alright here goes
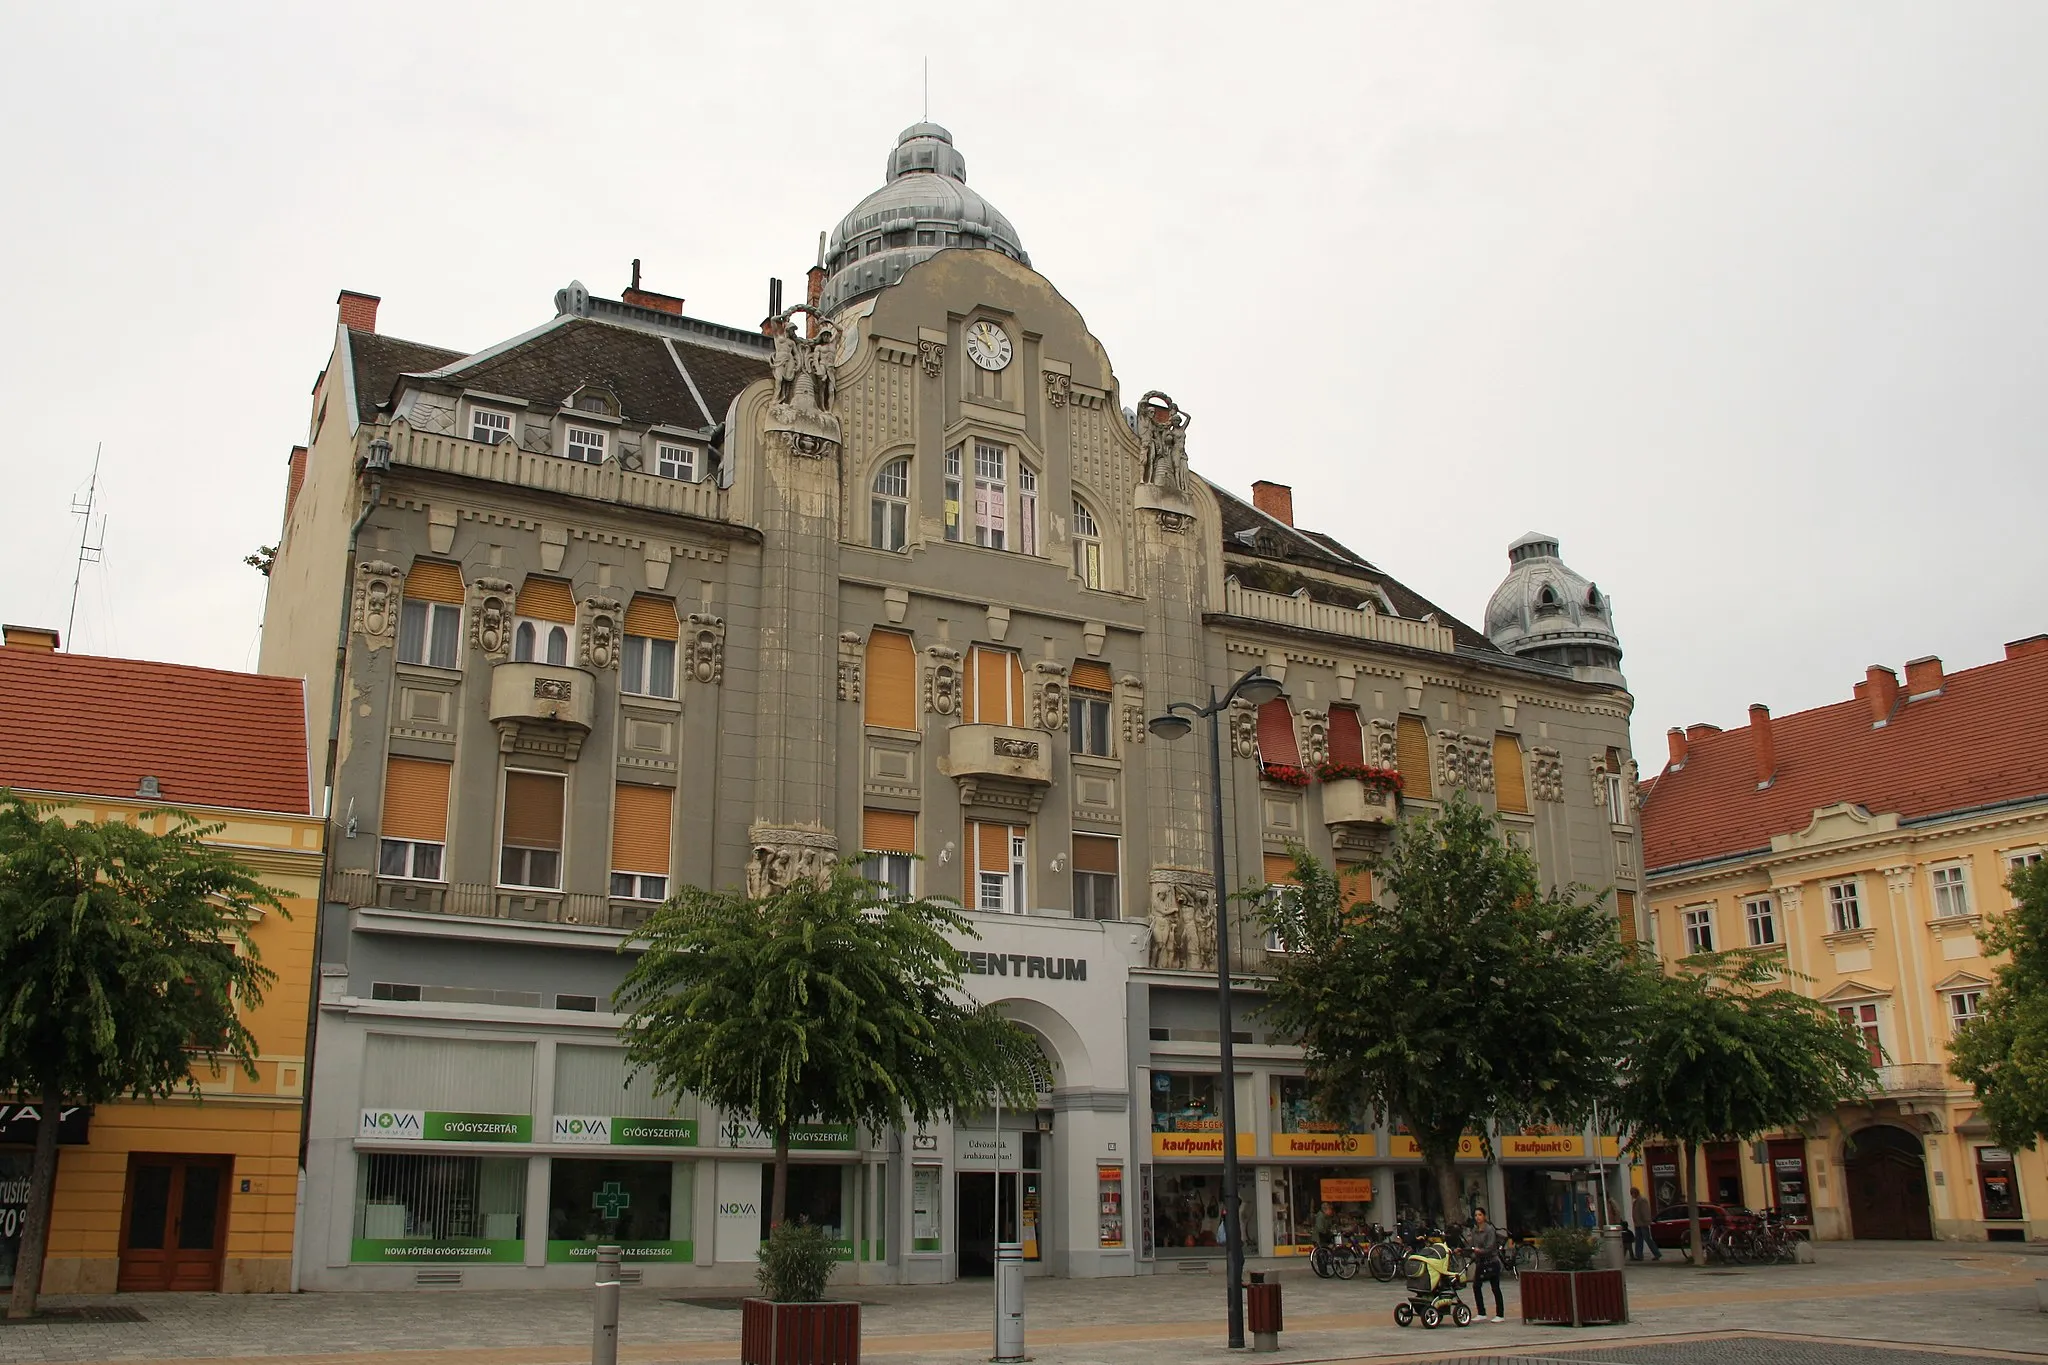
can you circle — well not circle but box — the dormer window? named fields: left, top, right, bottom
left=656, top=442, right=697, bottom=482
left=576, top=395, right=609, bottom=414
left=565, top=426, right=607, bottom=466
left=1535, top=584, right=1563, bottom=616
left=470, top=409, right=513, bottom=445
left=1586, top=584, right=1605, bottom=612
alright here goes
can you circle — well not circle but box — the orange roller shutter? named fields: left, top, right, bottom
left=404, top=560, right=466, bottom=604
left=865, top=631, right=917, bottom=730
left=502, top=771, right=565, bottom=850
left=611, top=784, right=673, bottom=875
left=381, top=757, right=451, bottom=842
left=1337, top=863, right=1372, bottom=907
left=624, top=596, right=680, bottom=640
left=1072, top=834, right=1119, bottom=874
left=863, top=808, right=916, bottom=855
left=971, top=648, right=1014, bottom=726
left=1616, top=890, right=1638, bottom=943
left=977, top=821, right=1011, bottom=874
left=1263, top=852, right=1298, bottom=886
left=1008, top=654, right=1026, bottom=725
left=1396, top=716, right=1433, bottom=799
left=1256, top=699, right=1300, bottom=767
left=514, top=577, right=576, bottom=624
left=1494, top=734, right=1528, bottom=813
left=1069, top=660, right=1113, bottom=693
left=1328, top=707, right=1364, bottom=767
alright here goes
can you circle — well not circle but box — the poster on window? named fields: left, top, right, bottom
left=0, top=1151, right=29, bottom=1290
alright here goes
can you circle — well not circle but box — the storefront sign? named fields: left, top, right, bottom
left=1151, top=1132, right=1255, bottom=1159
left=350, top=1237, right=523, bottom=1263
left=546, top=1239, right=694, bottom=1262
left=552, top=1115, right=699, bottom=1147
left=954, top=1130, right=1023, bottom=1168
left=1389, top=1135, right=1485, bottom=1160
left=358, top=1109, right=532, bottom=1143
left=1272, top=1132, right=1377, bottom=1158
left=0, top=1104, right=91, bottom=1146
left=1320, top=1177, right=1375, bottom=1203
left=1499, top=1134, right=1586, bottom=1160
left=962, top=951, right=1088, bottom=981
left=0, top=1152, right=27, bottom=1290
left=716, top=1119, right=856, bottom=1151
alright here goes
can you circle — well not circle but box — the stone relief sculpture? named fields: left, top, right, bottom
left=746, top=823, right=837, bottom=898
left=1530, top=747, right=1565, bottom=803
left=353, top=561, right=402, bottom=648
left=1148, top=873, right=1215, bottom=971
left=1367, top=718, right=1399, bottom=770
left=1043, top=370, right=1071, bottom=408
left=766, top=305, right=842, bottom=457
left=469, top=577, right=514, bottom=659
left=1298, top=710, right=1330, bottom=768
left=918, top=339, right=945, bottom=377
left=837, top=632, right=864, bottom=703
left=1031, top=661, right=1068, bottom=732
left=686, top=613, right=725, bottom=685
left=1437, top=729, right=1466, bottom=792
left=924, top=646, right=961, bottom=717
left=1463, top=735, right=1495, bottom=793
left=1134, top=390, right=1190, bottom=493
left=578, top=596, right=623, bottom=671
left=1625, top=759, right=1642, bottom=811
left=1228, top=699, right=1259, bottom=759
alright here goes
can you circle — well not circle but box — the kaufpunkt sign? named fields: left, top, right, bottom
left=359, top=1109, right=533, bottom=1143
left=552, top=1115, right=699, bottom=1148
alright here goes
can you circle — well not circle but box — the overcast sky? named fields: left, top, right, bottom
left=4, top=1, right=2043, bottom=756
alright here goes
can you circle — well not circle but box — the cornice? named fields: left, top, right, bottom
left=1647, top=803, right=2048, bottom=891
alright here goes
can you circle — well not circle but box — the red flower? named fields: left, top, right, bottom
left=1312, top=761, right=1404, bottom=792
left=1261, top=763, right=1313, bottom=788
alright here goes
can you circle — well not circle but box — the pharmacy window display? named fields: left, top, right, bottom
left=546, top=1158, right=692, bottom=1263
left=351, top=1152, right=526, bottom=1262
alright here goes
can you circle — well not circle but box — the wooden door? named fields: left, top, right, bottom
left=118, top=1155, right=231, bottom=1291
left=1844, top=1128, right=1933, bottom=1241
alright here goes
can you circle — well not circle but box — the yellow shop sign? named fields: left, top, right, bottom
left=1499, top=1134, right=1586, bottom=1160
left=1390, top=1135, right=1486, bottom=1160
left=1271, top=1132, right=1377, bottom=1158
left=1151, top=1131, right=1256, bottom=1159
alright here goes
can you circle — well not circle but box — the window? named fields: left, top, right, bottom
left=972, top=442, right=1006, bottom=549
left=512, top=577, right=576, bottom=666
left=1603, top=772, right=1628, bottom=825
left=1836, top=1001, right=1882, bottom=1067
left=1017, top=465, right=1038, bottom=555
left=971, top=822, right=1025, bottom=913
left=1682, top=905, right=1715, bottom=955
left=1072, top=834, right=1119, bottom=919
left=352, top=1153, right=525, bottom=1259
left=500, top=770, right=565, bottom=890
left=967, top=646, right=1024, bottom=726
left=470, top=408, right=513, bottom=445
left=870, top=458, right=909, bottom=552
left=1396, top=715, right=1433, bottom=800
left=1930, top=863, right=1972, bottom=918
left=378, top=757, right=450, bottom=882
left=610, top=784, right=671, bottom=903
left=621, top=597, right=679, bottom=699
left=1262, top=853, right=1303, bottom=952
left=1826, top=879, right=1863, bottom=933
left=398, top=560, right=464, bottom=669
left=1255, top=697, right=1301, bottom=777
left=1072, top=500, right=1102, bottom=588
left=1070, top=686, right=1113, bottom=758
left=565, top=426, right=607, bottom=465
left=655, top=442, right=697, bottom=481
left=864, top=630, right=917, bottom=730
left=1948, top=990, right=1985, bottom=1034
left=576, top=394, right=610, bottom=414
left=943, top=445, right=963, bottom=542
left=862, top=808, right=916, bottom=900
left=1493, top=732, right=1528, bottom=813
left=1744, top=895, right=1777, bottom=946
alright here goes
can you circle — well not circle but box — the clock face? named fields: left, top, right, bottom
left=965, top=320, right=1013, bottom=371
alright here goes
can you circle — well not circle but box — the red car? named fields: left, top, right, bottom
left=1649, top=1203, right=1755, bottom=1249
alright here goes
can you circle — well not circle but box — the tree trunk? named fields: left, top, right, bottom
left=1433, top=1157, right=1464, bottom=1231
left=770, top=1125, right=791, bottom=1229
left=1683, top=1138, right=1703, bottom=1268
left=6, top=1083, right=64, bottom=1320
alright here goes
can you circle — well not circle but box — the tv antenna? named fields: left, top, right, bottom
left=67, top=443, right=106, bottom=650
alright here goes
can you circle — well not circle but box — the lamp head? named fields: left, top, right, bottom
left=362, top=437, right=394, bottom=474
left=1234, top=672, right=1283, bottom=707
left=1147, top=712, right=1193, bottom=742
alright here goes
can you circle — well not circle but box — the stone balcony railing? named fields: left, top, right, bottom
left=945, top=723, right=1055, bottom=814
left=1222, top=578, right=1455, bottom=654
left=1873, top=1063, right=1954, bottom=1097
left=335, top=870, right=656, bottom=931
left=373, top=421, right=731, bottom=522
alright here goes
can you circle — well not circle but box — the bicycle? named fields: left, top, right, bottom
left=1311, top=1232, right=1365, bottom=1280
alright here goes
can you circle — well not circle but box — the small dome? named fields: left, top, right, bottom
left=818, top=123, right=1029, bottom=312
left=1485, top=532, right=1624, bottom=675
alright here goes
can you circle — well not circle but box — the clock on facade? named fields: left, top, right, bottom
left=965, top=320, right=1013, bottom=371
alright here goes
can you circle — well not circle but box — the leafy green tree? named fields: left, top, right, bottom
left=1950, top=860, right=2048, bottom=1152
left=1614, top=951, right=1876, bottom=1264
left=616, top=860, right=1040, bottom=1226
left=0, top=794, right=283, bottom=1319
left=1259, top=795, right=1639, bottom=1222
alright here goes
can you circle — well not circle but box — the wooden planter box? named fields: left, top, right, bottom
left=740, top=1299, right=861, bottom=1365
left=1321, top=777, right=1397, bottom=827
left=1519, top=1268, right=1628, bottom=1326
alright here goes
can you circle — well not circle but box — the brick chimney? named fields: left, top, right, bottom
left=1685, top=722, right=1722, bottom=743
left=1903, top=655, right=1944, bottom=699
left=622, top=259, right=684, bottom=316
left=284, top=446, right=309, bottom=524
left=2007, top=635, right=2048, bottom=661
left=1666, top=726, right=1688, bottom=768
left=337, top=290, right=380, bottom=333
left=1251, top=481, right=1295, bottom=526
left=1861, top=665, right=1900, bottom=726
left=1748, top=703, right=1775, bottom=788
left=2, top=625, right=60, bottom=651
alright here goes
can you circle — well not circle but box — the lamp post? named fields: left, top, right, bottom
left=1149, top=665, right=1284, bottom=1351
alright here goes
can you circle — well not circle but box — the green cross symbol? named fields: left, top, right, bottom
left=592, top=1182, right=632, bottom=1219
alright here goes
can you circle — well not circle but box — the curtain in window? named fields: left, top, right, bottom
left=1494, top=734, right=1529, bottom=813
left=502, top=772, right=565, bottom=850
left=1396, top=716, right=1433, bottom=799
left=404, top=560, right=465, bottom=604
left=1327, top=706, right=1364, bottom=767
left=862, top=808, right=916, bottom=854
left=611, top=784, right=673, bottom=875
left=382, top=757, right=451, bottom=842
left=624, top=596, right=679, bottom=640
left=513, top=577, right=576, bottom=624
left=1255, top=699, right=1300, bottom=768
left=864, top=631, right=917, bottom=729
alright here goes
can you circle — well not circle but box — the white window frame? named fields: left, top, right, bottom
left=1017, top=464, right=1038, bottom=555
left=1744, top=895, right=1777, bottom=947
left=398, top=600, right=462, bottom=670
left=1929, top=862, right=1972, bottom=919
left=469, top=407, right=514, bottom=445
left=970, top=646, right=1019, bottom=726
left=943, top=445, right=963, bottom=543
left=565, top=425, right=608, bottom=466
left=1946, top=989, right=1985, bottom=1034
left=620, top=634, right=677, bottom=699
left=2005, top=848, right=2042, bottom=906
left=1010, top=832, right=1029, bottom=912
left=871, top=457, right=910, bottom=552
left=972, top=441, right=1006, bottom=549
left=1682, top=904, right=1715, bottom=956
left=1072, top=841, right=1119, bottom=921
left=513, top=618, right=572, bottom=667
left=1070, top=689, right=1114, bottom=759
left=1604, top=771, right=1629, bottom=825
left=1263, top=883, right=1305, bottom=953
left=655, top=441, right=697, bottom=481
left=1835, top=1000, right=1883, bottom=1067
left=609, top=871, right=668, bottom=901
left=1826, top=879, right=1863, bottom=934
left=1073, top=499, right=1102, bottom=589
left=378, top=837, right=444, bottom=882
left=863, top=851, right=914, bottom=901
left=498, top=769, right=565, bottom=892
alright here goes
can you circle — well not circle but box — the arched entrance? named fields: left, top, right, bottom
left=956, top=1011, right=1078, bottom=1278
left=1844, top=1125, right=1933, bottom=1240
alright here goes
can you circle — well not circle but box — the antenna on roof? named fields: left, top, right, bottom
left=923, top=56, right=928, bottom=121
left=815, top=231, right=827, bottom=270
left=66, top=443, right=105, bottom=651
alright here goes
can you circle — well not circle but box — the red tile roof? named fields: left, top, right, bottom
left=0, top=648, right=310, bottom=814
left=1642, top=640, right=2048, bottom=872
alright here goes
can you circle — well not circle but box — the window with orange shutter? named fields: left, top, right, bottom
left=379, top=757, right=450, bottom=881
left=1616, top=889, right=1638, bottom=944
left=500, top=770, right=565, bottom=889
left=1072, top=833, right=1119, bottom=919
left=861, top=808, right=916, bottom=900
left=1069, top=659, right=1114, bottom=757
left=864, top=631, right=917, bottom=730
left=1327, top=706, right=1364, bottom=768
left=610, top=784, right=673, bottom=901
left=968, top=647, right=1023, bottom=726
left=400, top=561, right=465, bottom=669
left=969, top=820, right=1026, bottom=913
left=1256, top=699, right=1302, bottom=779
left=1494, top=734, right=1529, bottom=814
left=622, top=597, right=679, bottom=699
left=1396, top=716, right=1433, bottom=799
left=512, top=578, right=576, bottom=667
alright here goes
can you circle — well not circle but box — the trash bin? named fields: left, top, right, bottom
left=1246, top=1271, right=1283, bottom=1352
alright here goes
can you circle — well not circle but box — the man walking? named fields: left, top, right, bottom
left=1466, top=1206, right=1506, bottom=1322
left=1632, top=1188, right=1661, bottom=1262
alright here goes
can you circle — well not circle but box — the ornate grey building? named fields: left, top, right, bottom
left=263, top=125, right=1644, bottom=1290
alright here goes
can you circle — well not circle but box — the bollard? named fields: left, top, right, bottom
left=593, top=1244, right=621, bottom=1365
left=1245, top=1270, right=1282, bottom=1352
left=994, top=1242, right=1026, bottom=1361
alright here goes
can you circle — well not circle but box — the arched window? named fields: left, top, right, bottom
left=870, top=458, right=909, bottom=551
left=1535, top=584, right=1563, bottom=616
left=1072, top=499, right=1102, bottom=589
left=513, top=621, right=537, bottom=661
left=1585, top=584, right=1604, bottom=612
left=544, top=625, right=568, bottom=666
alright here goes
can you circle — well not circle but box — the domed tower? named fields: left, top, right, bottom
left=1485, top=532, right=1626, bottom=685
left=817, top=124, right=1030, bottom=313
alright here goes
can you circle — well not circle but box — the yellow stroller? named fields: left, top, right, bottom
left=1393, top=1240, right=1473, bottom=1328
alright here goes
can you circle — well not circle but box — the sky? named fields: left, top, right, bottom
left=3, top=1, right=2043, bottom=758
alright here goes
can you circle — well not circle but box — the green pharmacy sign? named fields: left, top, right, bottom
left=351, top=1238, right=523, bottom=1264
left=717, top=1118, right=856, bottom=1151
left=545, top=1239, right=694, bottom=1264
left=551, top=1115, right=699, bottom=1148
left=359, top=1109, right=532, bottom=1143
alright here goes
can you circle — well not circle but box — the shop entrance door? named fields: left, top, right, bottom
left=118, top=1155, right=231, bottom=1291
left=1845, top=1126, right=1933, bottom=1240
left=956, top=1171, right=1018, bottom=1278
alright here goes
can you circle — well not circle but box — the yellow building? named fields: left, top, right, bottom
left=1641, top=639, right=2048, bottom=1243
left=0, top=625, right=321, bottom=1292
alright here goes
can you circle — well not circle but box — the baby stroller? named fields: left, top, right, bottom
left=1393, top=1239, right=1473, bottom=1328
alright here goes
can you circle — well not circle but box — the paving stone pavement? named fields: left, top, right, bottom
left=0, top=1243, right=2040, bottom=1365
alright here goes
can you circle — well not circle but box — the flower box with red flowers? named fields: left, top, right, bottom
left=1260, top=763, right=1313, bottom=788
left=1312, top=762, right=1403, bottom=792
left=1316, top=763, right=1401, bottom=827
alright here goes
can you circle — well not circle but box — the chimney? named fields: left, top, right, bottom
left=2, top=625, right=60, bottom=651
left=284, top=446, right=308, bottom=524
left=1862, top=665, right=1900, bottom=726
left=1666, top=726, right=1688, bottom=768
left=1748, top=703, right=1776, bottom=788
left=2006, top=635, right=2048, bottom=661
left=1903, top=655, right=1944, bottom=699
left=336, top=290, right=380, bottom=333
left=1684, top=722, right=1722, bottom=743
left=1251, top=480, right=1295, bottom=526
left=621, top=259, right=684, bottom=316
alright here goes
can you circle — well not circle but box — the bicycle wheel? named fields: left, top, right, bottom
left=1369, top=1242, right=1400, bottom=1282
left=1336, top=1249, right=1361, bottom=1281
left=1310, top=1246, right=1333, bottom=1279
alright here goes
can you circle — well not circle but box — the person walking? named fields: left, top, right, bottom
left=1466, top=1206, right=1506, bottom=1322
left=1631, top=1188, right=1661, bottom=1262
left=1312, top=1201, right=1335, bottom=1247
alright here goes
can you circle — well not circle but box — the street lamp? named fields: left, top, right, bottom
left=1148, top=665, right=1282, bottom=1350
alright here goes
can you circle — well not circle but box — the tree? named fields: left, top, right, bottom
left=1613, top=951, right=1877, bottom=1265
left=1259, top=795, right=1639, bottom=1223
left=616, top=860, right=1040, bottom=1227
left=0, top=794, right=282, bottom=1318
left=1950, top=860, right=2048, bottom=1152
left=243, top=545, right=276, bottom=576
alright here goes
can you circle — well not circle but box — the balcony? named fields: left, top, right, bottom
left=1874, top=1063, right=1953, bottom=1098
left=374, top=422, right=732, bottom=523
left=489, top=661, right=596, bottom=759
left=335, top=870, right=651, bottom=931
left=945, top=724, right=1055, bottom=814
left=1221, top=578, right=1455, bottom=654
left=1322, top=777, right=1398, bottom=829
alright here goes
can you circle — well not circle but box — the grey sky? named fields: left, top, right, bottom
left=4, top=1, right=2042, bottom=753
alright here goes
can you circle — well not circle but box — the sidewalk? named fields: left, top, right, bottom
left=0, top=1243, right=2040, bottom=1365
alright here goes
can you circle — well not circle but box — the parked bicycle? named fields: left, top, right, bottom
left=1310, top=1230, right=1366, bottom=1280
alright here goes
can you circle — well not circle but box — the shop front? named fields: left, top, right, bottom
left=0, top=1104, right=91, bottom=1292
left=1266, top=1077, right=1376, bottom=1252
left=1147, top=1070, right=1256, bottom=1257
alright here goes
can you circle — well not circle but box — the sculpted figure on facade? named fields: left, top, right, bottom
left=353, top=561, right=403, bottom=648
left=1228, top=698, right=1259, bottom=759
left=1043, top=370, right=1071, bottom=408
left=766, top=305, right=842, bottom=457
left=918, top=339, right=945, bottom=378
left=1134, top=391, right=1190, bottom=493
left=1437, top=730, right=1466, bottom=792
left=578, top=596, right=623, bottom=671
left=1298, top=710, right=1330, bottom=768
left=1368, top=718, right=1398, bottom=770
left=1530, top=747, right=1565, bottom=803
left=1148, top=872, right=1215, bottom=971
left=686, top=614, right=725, bottom=685
left=1117, top=674, right=1147, bottom=748
left=1031, top=661, right=1069, bottom=732
left=924, top=646, right=961, bottom=717
left=470, top=577, right=514, bottom=659
left=837, top=632, right=864, bottom=703
left=1462, top=735, right=1495, bottom=793
left=745, top=823, right=837, bottom=899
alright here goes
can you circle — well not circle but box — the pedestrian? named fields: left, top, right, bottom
left=1466, top=1206, right=1506, bottom=1322
left=1631, top=1188, right=1661, bottom=1262
left=1313, top=1201, right=1335, bottom=1247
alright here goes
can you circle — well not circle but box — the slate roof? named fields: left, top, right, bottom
left=0, top=649, right=311, bottom=814
left=349, top=331, right=466, bottom=423
left=1207, top=481, right=1497, bottom=653
left=1641, top=640, right=2048, bottom=872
